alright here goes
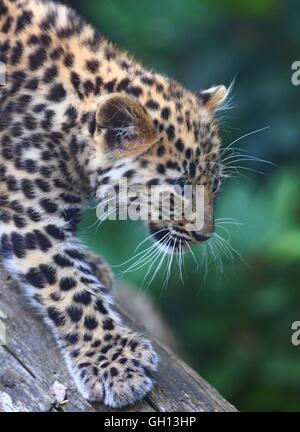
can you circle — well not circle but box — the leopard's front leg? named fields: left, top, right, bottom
left=0, top=219, right=157, bottom=408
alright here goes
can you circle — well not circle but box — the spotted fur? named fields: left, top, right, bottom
left=0, top=0, right=229, bottom=407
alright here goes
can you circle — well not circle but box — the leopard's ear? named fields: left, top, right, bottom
left=196, top=85, right=229, bottom=112
left=95, top=93, right=159, bottom=156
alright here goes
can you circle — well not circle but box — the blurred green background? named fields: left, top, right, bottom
left=67, top=0, right=300, bottom=411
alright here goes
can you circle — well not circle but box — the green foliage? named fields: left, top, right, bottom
left=69, top=0, right=300, bottom=411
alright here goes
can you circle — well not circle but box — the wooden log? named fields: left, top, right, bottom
left=0, top=269, right=237, bottom=412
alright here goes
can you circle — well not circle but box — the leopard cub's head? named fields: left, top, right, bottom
left=92, top=81, right=230, bottom=253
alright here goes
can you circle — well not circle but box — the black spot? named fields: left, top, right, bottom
left=24, top=159, right=38, bottom=174
left=2, top=16, right=12, bottom=33
left=65, top=106, right=78, bottom=120
left=157, top=163, right=166, bottom=175
left=83, top=80, right=94, bottom=94
left=11, top=70, right=26, bottom=82
left=73, top=291, right=92, bottom=305
left=166, top=124, right=175, bottom=141
left=120, top=60, right=130, bottom=70
left=156, top=83, right=164, bottom=93
left=78, top=265, right=94, bottom=276
left=147, top=178, right=159, bottom=187
left=11, top=232, right=26, bottom=258
left=88, top=116, right=96, bottom=135
left=0, top=234, right=12, bottom=258
left=60, top=193, right=81, bottom=204
left=67, top=306, right=83, bottom=323
left=80, top=277, right=95, bottom=285
left=103, top=318, right=114, bottom=331
left=16, top=10, right=33, bottom=33
left=40, top=34, right=51, bottom=47
left=95, top=76, right=102, bottom=95
left=2, top=147, right=14, bottom=160
left=117, top=78, right=130, bottom=91
left=40, top=198, right=58, bottom=214
left=48, top=307, right=65, bottom=327
left=0, top=1, right=8, bottom=18
left=127, top=86, right=143, bottom=98
left=146, top=99, right=159, bottom=110
left=65, top=333, right=79, bottom=345
left=110, top=367, right=119, bottom=377
left=10, top=200, right=23, bottom=213
left=6, top=176, right=18, bottom=191
left=11, top=123, right=23, bottom=138
left=0, top=212, right=10, bottom=224
left=28, top=35, right=39, bottom=45
left=35, top=178, right=50, bottom=192
left=47, top=84, right=66, bottom=102
left=104, top=79, right=116, bottom=92
left=25, top=232, right=37, bottom=250
left=45, top=225, right=65, bottom=240
left=175, top=138, right=184, bottom=152
left=43, top=65, right=58, bottom=83
left=10, top=42, right=23, bottom=65
left=95, top=299, right=108, bottom=315
left=101, top=345, right=112, bottom=355
left=65, top=249, right=85, bottom=260
left=62, top=207, right=81, bottom=227
left=157, top=145, right=166, bottom=157
left=84, top=316, right=98, bottom=330
left=123, top=169, right=135, bottom=179
left=185, top=148, right=192, bottom=159
left=40, top=166, right=52, bottom=178
left=25, top=78, right=39, bottom=91
left=91, top=340, right=101, bottom=348
left=50, top=293, right=61, bottom=302
left=39, top=264, right=56, bottom=284
left=59, top=277, right=77, bottom=291
left=50, top=47, right=63, bottom=60
left=84, top=334, right=92, bottom=342
left=34, top=229, right=52, bottom=252
left=64, top=53, right=74, bottom=68
left=29, top=47, right=47, bottom=71
left=13, top=215, right=26, bottom=229
left=27, top=208, right=41, bottom=222
left=189, top=162, right=196, bottom=178
left=86, top=59, right=99, bottom=73
left=161, top=107, right=170, bottom=120
left=24, top=114, right=37, bottom=130
left=53, top=254, right=73, bottom=268
left=70, top=71, right=81, bottom=92
left=140, top=76, right=154, bottom=86
left=26, top=268, right=45, bottom=289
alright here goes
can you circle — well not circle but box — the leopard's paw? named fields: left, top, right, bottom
left=73, top=330, right=158, bottom=408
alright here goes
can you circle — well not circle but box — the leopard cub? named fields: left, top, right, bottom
left=0, top=0, right=229, bottom=407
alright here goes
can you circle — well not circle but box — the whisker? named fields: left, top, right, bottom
left=185, top=240, right=199, bottom=272
left=117, top=232, right=171, bottom=275
left=142, top=236, right=172, bottom=289
left=222, top=126, right=270, bottom=154
left=162, top=240, right=176, bottom=291
left=134, top=228, right=168, bottom=252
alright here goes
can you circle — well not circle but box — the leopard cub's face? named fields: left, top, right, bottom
left=93, top=84, right=229, bottom=253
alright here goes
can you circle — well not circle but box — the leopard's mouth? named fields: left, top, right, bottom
left=148, top=222, right=213, bottom=254
left=148, top=224, right=192, bottom=254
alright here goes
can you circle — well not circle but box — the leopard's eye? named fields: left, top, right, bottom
left=213, top=178, right=221, bottom=193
